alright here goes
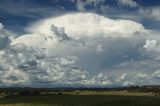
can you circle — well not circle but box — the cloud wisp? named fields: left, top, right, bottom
left=117, top=0, right=138, bottom=7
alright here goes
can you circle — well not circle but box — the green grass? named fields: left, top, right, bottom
left=0, top=92, right=160, bottom=106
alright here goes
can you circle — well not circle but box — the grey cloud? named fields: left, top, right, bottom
left=0, top=43, right=112, bottom=87
left=0, top=44, right=81, bottom=85
left=139, top=7, right=160, bottom=22
left=76, top=35, right=146, bottom=74
left=76, top=0, right=105, bottom=11
left=117, top=0, right=138, bottom=8
left=0, top=36, right=10, bottom=49
left=50, top=24, right=71, bottom=41
left=1, top=11, right=160, bottom=87
left=0, top=23, right=12, bottom=49
left=143, top=39, right=160, bottom=60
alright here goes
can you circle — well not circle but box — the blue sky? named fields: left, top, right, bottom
left=0, top=0, right=160, bottom=87
left=0, top=0, right=160, bottom=32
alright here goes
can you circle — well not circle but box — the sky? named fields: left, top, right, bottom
left=0, top=0, right=160, bottom=87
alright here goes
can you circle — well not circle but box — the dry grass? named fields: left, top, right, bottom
left=0, top=91, right=159, bottom=106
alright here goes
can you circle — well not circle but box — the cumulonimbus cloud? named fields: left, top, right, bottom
left=12, top=13, right=147, bottom=49
left=1, top=12, right=160, bottom=87
left=26, top=13, right=146, bottom=38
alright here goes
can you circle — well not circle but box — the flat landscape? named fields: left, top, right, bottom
left=0, top=91, right=160, bottom=106
left=0, top=0, right=160, bottom=106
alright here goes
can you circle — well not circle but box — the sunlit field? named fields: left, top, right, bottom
left=0, top=91, right=160, bottom=106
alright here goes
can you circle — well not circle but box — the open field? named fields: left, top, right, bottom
left=0, top=91, right=160, bottom=106
left=61, top=90, right=156, bottom=96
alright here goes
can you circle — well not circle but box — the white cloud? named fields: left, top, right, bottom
left=96, top=45, right=104, bottom=53
left=143, top=39, right=157, bottom=50
left=139, top=7, right=160, bottom=22
left=19, top=13, right=147, bottom=49
left=135, top=73, right=148, bottom=79
left=123, top=81, right=134, bottom=86
left=60, top=56, right=78, bottom=66
left=28, top=13, right=146, bottom=38
left=114, top=72, right=152, bottom=86
left=0, top=67, right=29, bottom=85
left=0, top=44, right=85, bottom=86
left=0, top=23, right=15, bottom=49
left=1, top=12, right=160, bottom=87
left=77, top=0, right=86, bottom=11
left=117, top=0, right=138, bottom=7
left=76, top=0, right=105, bottom=11
left=8, top=13, right=154, bottom=86
left=0, top=43, right=113, bottom=86
left=143, top=39, right=160, bottom=60
left=118, top=73, right=127, bottom=81
left=11, top=33, right=58, bottom=49
left=0, top=23, right=4, bottom=31
left=12, top=24, right=75, bottom=49
left=152, top=70, right=160, bottom=78
left=80, top=73, right=112, bottom=86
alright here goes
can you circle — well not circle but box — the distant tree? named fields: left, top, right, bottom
left=58, top=92, right=63, bottom=95
left=76, top=91, right=80, bottom=95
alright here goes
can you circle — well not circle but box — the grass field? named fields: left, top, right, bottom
left=0, top=91, right=160, bottom=106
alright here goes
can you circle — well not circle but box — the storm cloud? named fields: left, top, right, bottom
left=0, top=0, right=160, bottom=87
